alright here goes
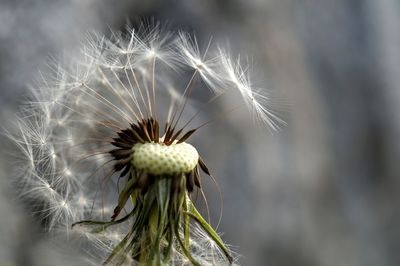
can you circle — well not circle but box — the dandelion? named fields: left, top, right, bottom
left=7, top=22, right=283, bottom=265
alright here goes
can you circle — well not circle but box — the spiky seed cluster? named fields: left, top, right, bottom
left=7, top=22, right=282, bottom=265
left=108, top=117, right=204, bottom=198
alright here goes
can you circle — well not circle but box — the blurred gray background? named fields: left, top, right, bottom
left=1, top=0, right=400, bottom=265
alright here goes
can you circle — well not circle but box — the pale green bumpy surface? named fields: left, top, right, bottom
left=131, top=142, right=199, bottom=175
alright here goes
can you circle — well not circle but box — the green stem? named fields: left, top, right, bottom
left=183, top=191, right=190, bottom=249
left=186, top=197, right=233, bottom=264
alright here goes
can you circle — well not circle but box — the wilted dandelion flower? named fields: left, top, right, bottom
left=7, top=22, right=283, bottom=265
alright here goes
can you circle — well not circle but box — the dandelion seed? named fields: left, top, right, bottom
left=7, top=22, right=283, bottom=265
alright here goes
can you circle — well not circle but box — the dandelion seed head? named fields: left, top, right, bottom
left=146, top=48, right=157, bottom=58
left=64, top=168, right=72, bottom=176
left=61, top=200, right=68, bottom=207
left=7, top=21, right=283, bottom=265
left=77, top=196, right=88, bottom=207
